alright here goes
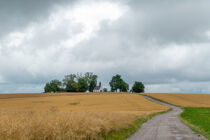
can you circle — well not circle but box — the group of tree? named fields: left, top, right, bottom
left=44, top=72, right=98, bottom=93
left=109, top=74, right=129, bottom=92
left=44, top=73, right=145, bottom=93
left=109, top=74, right=144, bottom=93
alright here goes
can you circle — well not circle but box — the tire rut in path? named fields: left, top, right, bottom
left=127, top=95, right=206, bottom=140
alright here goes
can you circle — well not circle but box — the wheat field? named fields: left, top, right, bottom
left=144, top=93, right=210, bottom=107
left=0, top=93, right=169, bottom=140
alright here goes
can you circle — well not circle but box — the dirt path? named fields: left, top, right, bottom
left=127, top=95, right=206, bottom=140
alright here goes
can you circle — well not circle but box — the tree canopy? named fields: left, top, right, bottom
left=44, top=72, right=98, bottom=93
left=109, top=74, right=129, bottom=92
left=44, top=73, right=145, bottom=93
left=63, top=74, right=78, bottom=92
left=131, top=81, right=145, bottom=93
left=77, top=78, right=89, bottom=92
left=85, top=72, right=98, bottom=92
left=44, top=79, right=62, bottom=93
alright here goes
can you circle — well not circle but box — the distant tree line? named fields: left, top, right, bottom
left=109, top=74, right=145, bottom=93
left=44, top=73, right=145, bottom=93
left=45, top=72, right=97, bottom=93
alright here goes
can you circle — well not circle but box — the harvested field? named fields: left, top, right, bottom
left=0, top=93, right=169, bottom=140
left=0, top=93, right=168, bottom=114
left=0, top=92, right=87, bottom=99
left=144, top=93, right=210, bottom=107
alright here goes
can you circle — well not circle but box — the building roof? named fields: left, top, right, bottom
left=94, top=86, right=101, bottom=90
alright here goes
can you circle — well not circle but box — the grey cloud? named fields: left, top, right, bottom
left=1, top=0, right=210, bottom=93
left=0, top=0, right=75, bottom=37
left=71, top=1, right=210, bottom=89
left=127, top=0, right=210, bottom=44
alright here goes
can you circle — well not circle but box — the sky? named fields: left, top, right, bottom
left=0, top=0, right=210, bottom=93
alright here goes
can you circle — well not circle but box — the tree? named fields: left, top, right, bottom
left=109, top=74, right=122, bottom=92
left=66, top=80, right=78, bottom=92
left=63, top=74, right=78, bottom=92
left=121, top=82, right=129, bottom=92
left=44, top=83, right=51, bottom=93
left=131, top=81, right=145, bottom=93
left=63, top=74, right=76, bottom=86
left=85, top=72, right=98, bottom=92
left=103, top=88, right=108, bottom=92
left=77, top=78, right=89, bottom=92
left=44, top=72, right=98, bottom=93
left=109, top=74, right=129, bottom=92
left=44, top=80, right=62, bottom=93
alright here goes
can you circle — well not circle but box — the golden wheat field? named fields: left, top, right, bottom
left=144, top=93, right=210, bottom=107
left=0, top=93, right=169, bottom=140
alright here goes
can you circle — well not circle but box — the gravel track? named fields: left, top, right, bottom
left=127, top=95, right=206, bottom=140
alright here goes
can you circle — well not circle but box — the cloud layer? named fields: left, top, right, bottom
left=0, top=0, right=210, bottom=93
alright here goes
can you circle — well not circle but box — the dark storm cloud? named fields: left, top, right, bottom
left=0, top=0, right=75, bottom=37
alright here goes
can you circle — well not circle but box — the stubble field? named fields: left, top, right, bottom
left=144, top=93, right=210, bottom=107
left=0, top=93, right=169, bottom=140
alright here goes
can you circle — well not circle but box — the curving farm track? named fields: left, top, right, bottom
left=127, top=95, right=206, bottom=140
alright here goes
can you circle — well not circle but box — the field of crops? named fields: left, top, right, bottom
left=144, top=93, right=210, bottom=107
left=0, top=93, right=169, bottom=140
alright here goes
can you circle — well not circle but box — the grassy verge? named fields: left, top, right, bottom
left=104, top=110, right=170, bottom=140
left=180, top=107, right=210, bottom=140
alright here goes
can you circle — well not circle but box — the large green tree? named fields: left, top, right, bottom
left=63, top=74, right=76, bottom=86
left=109, top=74, right=129, bottom=92
left=85, top=72, right=98, bottom=92
left=121, top=81, right=129, bottom=92
left=109, top=74, right=120, bottom=92
left=44, top=79, right=62, bottom=93
left=63, top=74, right=78, bottom=92
left=65, top=80, right=78, bottom=92
left=77, top=78, right=89, bottom=92
left=131, top=81, right=145, bottom=93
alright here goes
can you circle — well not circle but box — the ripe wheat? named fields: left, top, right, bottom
left=0, top=93, right=169, bottom=139
left=144, top=93, right=210, bottom=107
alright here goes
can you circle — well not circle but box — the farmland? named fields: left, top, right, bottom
left=144, top=93, right=210, bottom=107
left=0, top=93, right=169, bottom=140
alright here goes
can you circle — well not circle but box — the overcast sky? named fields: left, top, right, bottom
left=1, top=0, right=210, bottom=93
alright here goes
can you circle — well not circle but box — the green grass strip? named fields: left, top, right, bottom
left=180, top=107, right=210, bottom=140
